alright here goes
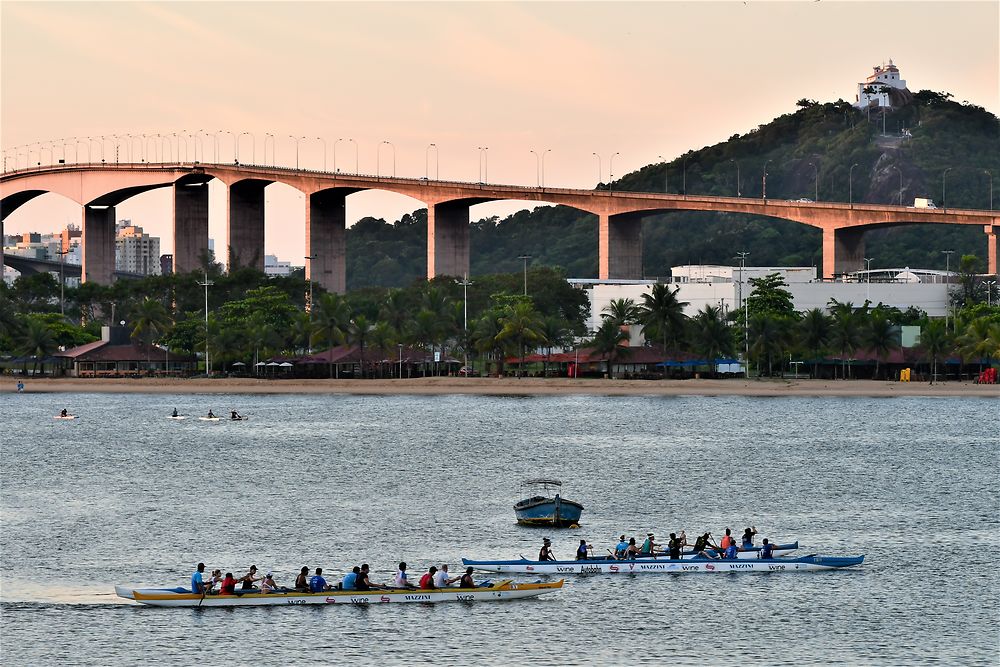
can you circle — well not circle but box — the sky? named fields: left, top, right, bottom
left=2, top=1, right=998, bottom=264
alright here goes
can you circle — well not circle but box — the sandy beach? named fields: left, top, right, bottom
left=10, top=376, right=1000, bottom=397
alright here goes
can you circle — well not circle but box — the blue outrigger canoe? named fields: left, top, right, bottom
left=462, top=554, right=864, bottom=574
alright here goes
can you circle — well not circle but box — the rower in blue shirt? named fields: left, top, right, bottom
left=191, top=562, right=207, bottom=594
left=309, top=567, right=331, bottom=592
left=342, top=567, right=360, bottom=590
left=614, top=535, right=628, bottom=559
left=760, top=539, right=775, bottom=559
left=724, top=542, right=739, bottom=559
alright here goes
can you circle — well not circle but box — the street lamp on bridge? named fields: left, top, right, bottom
left=658, top=155, right=669, bottom=194
left=289, top=135, right=306, bottom=170
left=477, top=146, right=488, bottom=183
left=316, top=137, right=327, bottom=171
left=426, top=143, right=438, bottom=180
left=264, top=133, right=275, bottom=166
left=609, top=152, right=620, bottom=192
left=530, top=149, right=551, bottom=188
left=240, top=132, right=256, bottom=164
left=378, top=140, right=396, bottom=178
left=592, top=153, right=602, bottom=186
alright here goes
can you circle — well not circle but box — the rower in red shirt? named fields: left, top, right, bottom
left=419, top=566, right=438, bottom=589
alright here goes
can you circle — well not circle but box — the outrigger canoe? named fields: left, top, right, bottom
left=606, top=541, right=799, bottom=561
left=462, top=555, right=864, bottom=574
left=114, top=579, right=563, bottom=607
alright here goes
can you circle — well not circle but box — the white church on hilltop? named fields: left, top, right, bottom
left=854, top=59, right=909, bottom=109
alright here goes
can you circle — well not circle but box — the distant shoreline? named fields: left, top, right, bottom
left=10, top=377, right=999, bottom=398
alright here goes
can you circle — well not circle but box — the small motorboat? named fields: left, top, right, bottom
left=514, top=479, right=584, bottom=527
left=114, top=579, right=564, bottom=607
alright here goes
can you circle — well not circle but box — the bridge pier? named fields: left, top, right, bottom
left=82, top=204, right=116, bottom=284
left=306, top=190, right=347, bottom=294
left=428, top=201, right=470, bottom=279
left=173, top=180, right=210, bottom=274
left=987, top=225, right=999, bottom=277
left=599, top=212, right=643, bottom=280
left=823, top=227, right=865, bottom=279
left=228, top=180, right=267, bottom=271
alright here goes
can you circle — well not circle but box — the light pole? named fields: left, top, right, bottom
left=377, top=140, right=395, bottom=178
left=240, top=132, right=255, bottom=164
left=592, top=153, right=602, bottom=186
left=682, top=155, right=689, bottom=196
left=398, top=343, right=403, bottom=379
left=204, top=131, right=218, bottom=163
left=289, top=135, right=305, bottom=170
left=659, top=155, right=669, bottom=193
left=730, top=158, right=740, bottom=197
left=317, top=137, right=327, bottom=171
left=808, top=161, right=818, bottom=201
left=986, top=170, right=993, bottom=210
left=943, top=250, right=955, bottom=330
left=762, top=159, right=772, bottom=199
left=893, top=165, right=903, bottom=206
left=477, top=146, right=488, bottom=183
left=609, top=152, right=619, bottom=192
left=863, top=257, right=873, bottom=304
left=942, top=167, right=952, bottom=210
left=736, top=251, right=750, bottom=373
left=426, top=143, right=438, bottom=180
left=517, top=255, right=531, bottom=295
left=57, top=249, right=69, bottom=316
left=540, top=148, right=551, bottom=188
left=264, top=133, right=275, bottom=166
left=530, top=150, right=541, bottom=187
left=197, top=272, right=214, bottom=374
left=456, top=274, right=473, bottom=369
left=849, top=162, right=859, bottom=207
left=986, top=280, right=997, bottom=307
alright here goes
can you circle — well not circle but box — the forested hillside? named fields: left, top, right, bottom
left=346, top=92, right=999, bottom=288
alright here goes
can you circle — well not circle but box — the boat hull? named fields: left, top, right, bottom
left=118, top=580, right=563, bottom=607
left=514, top=495, right=584, bottom=527
left=462, top=555, right=863, bottom=574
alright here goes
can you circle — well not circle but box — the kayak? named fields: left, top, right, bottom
left=167, top=416, right=186, bottom=420
left=53, top=415, right=78, bottom=420
left=198, top=417, right=221, bottom=422
left=597, top=541, right=799, bottom=561
left=462, top=555, right=864, bottom=574
left=115, top=579, right=564, bottom=607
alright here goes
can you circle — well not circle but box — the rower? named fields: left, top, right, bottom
left=342, top=566, right=360, bottom=590
left=294, top=566, right=310, bottom=591
left=458, top=566, right=476, bottom=589
left=309, top=567, right=331, bottom=592
left=538, top=538, right=555, bottom=561
left=418, top=566, right=438, bottom=589
left=724, top=541, right=739, bottom=560
left=640, top=533, right=658, bottom=555
left=190, top=562, right=207, bottom=594
left=171, top=408, right=178, bottom=417
left=207, top=409, right=216, bottom=419
left=741, top=526, right=758, bottom=548
left=719, top=528, right=734, bottom=550
left=668, top=533, right=682, bottom=560
left=60, top=408, right=68, bottom=417
left=760, top=539, right=774, bottom=560
left=433, top=564, right=458, bottom=587
left=614, top=535, right=628, bottom=559
left=231, top=410, right=242, bottom=420
left=575, top=539, right=591, bottom=561
left=394, top=562, right=416, bottom=589
left=624, top=537, right=639, bottom=560
left=260, top=573, right=278, bottom=593
left=220, top=572, right=238, bottom=595
left=239, top=565, right=260, bottom=590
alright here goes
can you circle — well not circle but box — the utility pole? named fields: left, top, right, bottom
left=736, top=251, right=750, bottom=376
left=197, top=272, right=214, bottom=374
left=456, top=274, right=474, bottom=370
left=517, top=255, right=531, bottom=295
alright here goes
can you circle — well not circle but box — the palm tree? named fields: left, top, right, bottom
left=829, top=304, right=864, bottom=379
left=589, top=319, right=630, bottom=379
left=691, top=305, right=734, bottom=374
left=866, top=312, right=900, bottom=380
left=538, top=317, right=570, bottom=377
left=799, top=308, right=830, bottom=378
left=130, top=297, right=171, bottom=372
left=749, top=313, right=787, bottom=377
left=472, top=310, right=506, bottom=377
left=920, top=319, right=952, bottom=384
left=602, top=298, right=640, bottom=326
left=408, top=309, right=443, bottom=376
left=18, top=318, right=55, bottom=376
left=380, top=289, right=410, bottom=338
left=957, top=317, right=995, bottom=375
left=639, top=283, right=688, bottom=353
left=368, top=321, right=396, bottom=378
left=347, top=315, right=373, bottom=378
left=496, top=302, right=544, bottom=377
left=311, top=292, right=351, bottom=377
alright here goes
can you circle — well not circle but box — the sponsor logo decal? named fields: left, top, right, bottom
left=682, top=565, right=700, bottom=571
left=609, top=565, right=620, bottom=573
left=556, top=566, right=575, bottom=573
left=705, top=564, right=716, bottom=571
left=287, top=599, right=307, bottom=605
left=350, top=597, right=370, bottom=604
left=404, top=594, right=432, bottom=601
left=580, top=566, right=601, bottom=574
left=639, top=564, right=666, bottom=570
left=731, top=563, right=753, bottom=569
left=525, top=566, right=534, bottom=571
left=380, top=596, right=391, bottom=602
left=456, top=594, right=474, bottom=601
left=768, top=565, right=786, bottom=571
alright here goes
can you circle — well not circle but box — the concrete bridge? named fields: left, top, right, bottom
left=2, top=162, right=997, bottom=291
left=1, top=253, right=143, bottom=281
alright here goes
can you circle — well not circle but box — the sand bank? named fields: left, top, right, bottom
left=9, top=377, right=999, bottom=398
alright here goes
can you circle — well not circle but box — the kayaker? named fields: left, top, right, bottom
left=458, top=567, right=476, bottom=589
left=538, top=538, right=555, bottom=561
left=741, top=526, right=758, bottom=548
left=207, top=409, right=216, bottom=419
left=433, top=564, right=458, bottom=587
left=239, top=565, right=260, bottom=590
left=394, top=562, right=416, bottom=589
left=171, top=408, right=178, bottom=417
left=231, top=410, right=242, bottom=420
left=668, top=533, right=682, bottom=560
left=760, top=539, right=775, bottom=560
left=190, top=562, right=207, bottom=594
left=294, top=566, right=310, bottom=591
left=614, top=535, right=628, bottom=559
left=419, top=566, right=438, bottom=589
left=220, top=572, right=238, bottom=595
left=575, top=540, right=591, bottom=561
left=309, top=568, right=331, bottom=592
left=260, top=573, right=278, bottom=593
left=60, top=408, right=68, bottom=417
left=342, top=566, right=360, bottom=590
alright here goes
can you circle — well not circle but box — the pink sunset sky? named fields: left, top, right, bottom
left=2, top=1, right=997, bottom=265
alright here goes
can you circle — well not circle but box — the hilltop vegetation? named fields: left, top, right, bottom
left=346, top=92, right=999, bottom=286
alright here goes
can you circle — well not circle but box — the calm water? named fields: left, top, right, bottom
left=1, top=391, right=998, bottom=666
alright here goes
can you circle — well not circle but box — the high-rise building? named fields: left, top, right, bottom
left=115, top=222, right=161, bottom=275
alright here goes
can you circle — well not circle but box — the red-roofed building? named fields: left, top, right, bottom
left=56, top=326, right=197, bottom=377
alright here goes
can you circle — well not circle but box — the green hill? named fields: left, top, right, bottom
left=346, top=92, right=999, bottom=289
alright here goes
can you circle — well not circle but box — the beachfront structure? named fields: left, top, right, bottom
left=854, top=59, right=908, bottom=109
left=57, top=326, right=196, bottom=377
